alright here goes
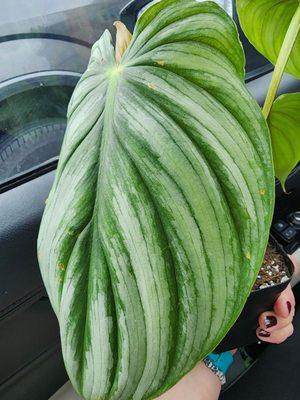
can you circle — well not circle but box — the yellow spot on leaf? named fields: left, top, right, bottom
left=246, top=252, right=251, bottom=260
left=147, top=82, right=156, bottom=90
left=58, top=263, right=65, bottom=271
left=45, top=197, right=48, bottom=204
left=259, top=189, right=266, bottom=196
left=156, top=60, right=165, bottom=66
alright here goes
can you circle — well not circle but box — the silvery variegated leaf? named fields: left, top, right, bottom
left=38, top=1, right=274, bottom=399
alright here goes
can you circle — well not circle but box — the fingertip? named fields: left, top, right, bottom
left=256, top=327, right=271, bottom=341
left=274, top=299, right=290, bottom=318
left=258, top=311, right=277, bottom=330
left=257, top=323, right=294, bottom=345
left=274, top=285, right=295, bottom=318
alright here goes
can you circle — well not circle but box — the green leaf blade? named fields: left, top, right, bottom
left=236, top=0, right=300, bottom=78
left=127, top=0, right=245, bottom=79
left=268, top=92, right=300, bottom=188
left=38, top=1, right=274, bottom=399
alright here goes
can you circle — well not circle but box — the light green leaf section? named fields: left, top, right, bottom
left=268, top=93, right=300, bottom=188
left=38, top=1, right=274, bottom=399
left=236, top=0, right=300, bottom=79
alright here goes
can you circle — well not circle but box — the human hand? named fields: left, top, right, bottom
left=256, top=283, right=295, bottom=343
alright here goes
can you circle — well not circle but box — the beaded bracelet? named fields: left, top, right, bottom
left=203, top=351, right=233, bottom=385
left=203, top=357, right=226, bottom=385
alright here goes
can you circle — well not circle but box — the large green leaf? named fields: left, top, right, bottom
left=38, top=1, right=274, bottom=399
left=268, top=93, right=300, bottom=188
left=236, top=0, right=300, bottom=78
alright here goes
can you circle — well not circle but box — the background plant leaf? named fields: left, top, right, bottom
left=268, top=93, right=300, bottom=188
left=236, top=0, right=300, bottom=78
left=38, top=1, right=274, bottom=399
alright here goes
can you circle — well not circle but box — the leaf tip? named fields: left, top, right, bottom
left=277, top=174, right=289, bottom=194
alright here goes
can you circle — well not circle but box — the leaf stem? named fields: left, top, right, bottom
left=262, top=4, right=300, bottom=119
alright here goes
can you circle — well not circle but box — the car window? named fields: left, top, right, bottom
left=0, top=0, right=128, bottom=186
left=0, top=0, right=271, bottom=187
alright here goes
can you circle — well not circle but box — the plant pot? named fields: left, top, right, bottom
left=215, top=236, right=294, bottom=353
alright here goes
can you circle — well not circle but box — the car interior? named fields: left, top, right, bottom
left=1, top=1, right=300, bottom=399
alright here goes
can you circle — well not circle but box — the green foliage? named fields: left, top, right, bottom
left=269, top=93, right=300, bottom=188
left=38, top=1, right=274, bottom=399
left=237, top=0, right=300, bottom=185
left=236, top=0, right=300, bottom=79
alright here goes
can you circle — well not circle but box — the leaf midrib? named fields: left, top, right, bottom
left=98, top=70, right=121, bottom=185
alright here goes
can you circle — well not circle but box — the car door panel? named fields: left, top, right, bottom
left=0, top=171, right=55, bottom=315
left=0, top=171, right=61, bottom=399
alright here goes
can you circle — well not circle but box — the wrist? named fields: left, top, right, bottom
left=199, top=361, right=222, bottom=388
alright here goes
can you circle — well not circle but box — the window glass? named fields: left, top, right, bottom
left=0, top=0, right=271, bottom=186
left=0, top=0, right=128, bottom=185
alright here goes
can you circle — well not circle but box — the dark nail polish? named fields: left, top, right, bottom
left=287, top=301, right=292, bottom=314
left=258, top=329, right=271, bottom=338
left=265, top=316, right=277, bottom=328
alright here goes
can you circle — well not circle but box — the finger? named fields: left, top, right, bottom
left=258, top=310, right=293, bottom=332
left=289, top=250, right=300, bottom=274
left=256, top=323, right=294, bottom=344
left=273, top=284, right=295, bottom=319
left=289, top=252, right=300, bottom=286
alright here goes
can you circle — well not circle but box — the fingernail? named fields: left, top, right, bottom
left=265, top=316, right=277, bottom=328
left=258, top=329, right=271, bottom=338
left=287, top=301, right=292, bottom=314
